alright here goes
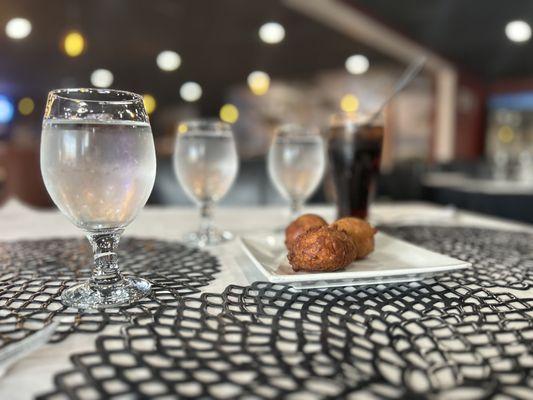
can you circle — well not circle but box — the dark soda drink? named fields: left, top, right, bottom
left=328, top=118, right=383, bottom=219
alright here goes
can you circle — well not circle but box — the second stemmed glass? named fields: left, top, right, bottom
left=173, top=119, right=239, bottom=247
left=268, top=123, right=326, bottom=221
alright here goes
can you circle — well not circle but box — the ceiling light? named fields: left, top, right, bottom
left=157, top=50, right=181, bottom=71
left=505, top=20, right=531, bottom=43
left=180, top=82, right=202, bottom=102
left=259, top=22, right=285, bottom=44
left=143, top=94, right=156, bottom=114
left=90, top=69, right=114, bottom=88
left=63, top=31, right=86, bottom=57
left=220, top=104, right=239, bottom=124
left=247, top=71, right=270, bottom=96
left=345, top=55, right=369, bottom=75
left=18, top=97, right=34, bottom=116
left=5, top=18, right=32, bottom=39
left=340, top=94, right=359, bottom=113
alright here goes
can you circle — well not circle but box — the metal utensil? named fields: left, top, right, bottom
left=0, top=321, right=59, bottom=378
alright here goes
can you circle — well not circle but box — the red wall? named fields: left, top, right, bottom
left=455, top=76, right=486, bottom=159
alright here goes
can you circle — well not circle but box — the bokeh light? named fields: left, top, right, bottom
left=177, top=123, right=188, bottom=134
left=340, top=94, right=359, bottom=113
left=247, top=71, right=270, bottom=96
left=180, top=81, right=202, bottom=102
left=63, top=31, right=86, bottom=57
left=258, top=22, right=285, bottom=44
left=143, top=94, right=157, bottom=114
left=497, top=126, right=515, bottom=143
left=345, top=54, right=369, bottom=75
left=0, top=95, right=15, bottom=123
left=5, top=18, right=32, bottom=39
left=156, top=50, right=181, bottom=71
left=18, top=97, right=34, bottom=116
left=505, top=20, right=531, bottom=43
left=220, top=104, right=239, bottom=123
left=90, top=69, right=114, bottom=88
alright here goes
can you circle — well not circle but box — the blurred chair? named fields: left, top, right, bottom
left=0, top=144, right=8, bottom=205
left=5, top=143, right=53, bottom=208
left=377, top=160, right=427, bottom=201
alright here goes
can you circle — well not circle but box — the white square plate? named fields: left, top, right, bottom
left=239, top=232, right=470, bottom=289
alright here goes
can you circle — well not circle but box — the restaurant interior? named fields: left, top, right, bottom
left=2, top=0, right=533, bottom=223
left=1, top=1, right=533, bottom=399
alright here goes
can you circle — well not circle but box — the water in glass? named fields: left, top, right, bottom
left=268, top=126, right=325, bottom=218
left=174, top=132, right=238, bottom=204
left=41, top=120, right=156, bottom=231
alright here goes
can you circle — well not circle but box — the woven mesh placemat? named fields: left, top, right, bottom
left=380, top=225, right=533, bottom=290
left=0, top=238, right=220, bottom=345
left=38, top=226, right=533, bottom=399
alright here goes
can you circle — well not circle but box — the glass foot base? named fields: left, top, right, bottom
left=61, top=276, right=151, bottom=309
left=183, top=229, right=234, bottom=247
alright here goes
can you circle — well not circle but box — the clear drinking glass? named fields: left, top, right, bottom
left=268, top=123, right=326, bottom=220
left=173, top=119, right=239, bottom=247
left=40, top=88, right=157, bottom=309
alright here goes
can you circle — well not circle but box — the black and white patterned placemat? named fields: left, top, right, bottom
left=0, top=238, right=220, bottom=345
left=36, top=226, right=533, bottom=399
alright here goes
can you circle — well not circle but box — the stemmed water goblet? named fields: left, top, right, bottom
left=173, top=119, right=239, bottom=247
left=40, top=88, right=157, bottom=309
left=267, top=123, right=326, bottom=222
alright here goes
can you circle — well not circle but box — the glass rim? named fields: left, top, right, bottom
left=329, top=111, right=383, bottom=128
left=178, top=118, right=232, bottom=133
left=275, top=122, right=320, bottom=137
left=47, top=88, right=144, bottom=104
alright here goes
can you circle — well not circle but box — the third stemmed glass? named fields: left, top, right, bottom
left=40, top=88, right=157, bottom=309
left=268, top=123, right=326, bottom=221
left=173, top=119, right=239, bottom=247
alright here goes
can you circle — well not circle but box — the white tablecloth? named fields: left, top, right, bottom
left=0, top=200, right=530, bottom=399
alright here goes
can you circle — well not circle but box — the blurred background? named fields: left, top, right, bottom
left=2, top=0, right=533, bottom=222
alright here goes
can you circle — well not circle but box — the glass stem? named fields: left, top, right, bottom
left=290, top=199, right=303, bottom=221
left=199, top=201, right=214, bottom=237
left=87, top=229, right=124, bottom=289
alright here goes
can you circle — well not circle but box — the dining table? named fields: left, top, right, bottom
left=0, top=200, right=531, bottom=399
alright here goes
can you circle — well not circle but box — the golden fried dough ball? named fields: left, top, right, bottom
left=288, top=226, right=357, bottom=272
left=285, top=214, right=327, bottom=250
left=331, top=217, right=376, bottom=259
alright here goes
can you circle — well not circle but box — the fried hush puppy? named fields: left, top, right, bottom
left=285, top=214, right=327, bottom=250
left=331, top=217, right=377, bottom=259
left=288, top=226, right=357, bottom=272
